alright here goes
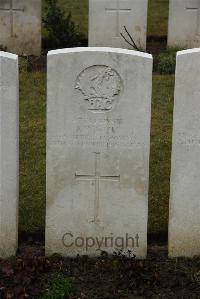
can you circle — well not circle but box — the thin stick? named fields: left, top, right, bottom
left=120, top=33, right=136, bottom=48
left=124, top=25, right=140, bottom=51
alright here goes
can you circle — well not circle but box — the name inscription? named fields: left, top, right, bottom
left=49, top=117, right=144, bottom=149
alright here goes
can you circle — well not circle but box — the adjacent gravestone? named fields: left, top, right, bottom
left=168, top=0, right=200, bottom=48
left=0, top=0, right=41, bottom=56
left=169, top=49, right=200, bottom=257
left=0, top=51, right=18, bottom=257
left=89, top=0, right=148, bottom=50
left=46, top=48, right=152, bottom=258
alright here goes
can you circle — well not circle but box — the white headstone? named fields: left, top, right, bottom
left=89, top=0, right=148, bottom=50
left=0, top=0, right=41, bottom=56
left=0, top=51, right=18, bottom=257
left=46, top=47, right=152, bottom=258
left=169, top=48, right=200, bottom=257
left=168, top=0, right=200, bottom=48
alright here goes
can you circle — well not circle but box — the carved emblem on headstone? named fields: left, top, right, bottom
left=75, top=65, right=122, bottom=111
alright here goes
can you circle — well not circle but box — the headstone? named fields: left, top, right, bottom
left=0, top=0, right=41, bottom=56
left=89, top=0, right=148, bottom=50
left=168, top=0, right=200, bottom=48
left=46, top=47, right=152, bottom=258
left=0, top=51, right=18, bottom=257
left=169, top=49, right=200, bottom=257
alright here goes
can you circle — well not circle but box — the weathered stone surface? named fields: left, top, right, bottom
left=0, top=0, right=41, bottom=56
left=89, top=0, right=148, bottom=50
left=168, top=0, right=200, bottom=48
left=0, top=51, right=18, bottom=257
left=169, top=48, right=200, bottom=257
left=46, top=48, right=152, bottom=258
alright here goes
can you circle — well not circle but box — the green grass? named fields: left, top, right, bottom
left=19, top=68, right=46, bottom=234
left=19, top=67, right=174, bottom=235
left=149, top=75, right=174, bottom=233
left=147, top=0, right=169, bottom=37
left=58, top=0, right=88, bottom=36
left=43, top=0, right=169, bottom=38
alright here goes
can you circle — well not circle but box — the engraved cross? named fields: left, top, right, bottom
left=186, top=0, right=200, bottom=36
left=75, top=152, right=120, bottom=223
left=105, top=0, right=131, bottom=37
left=0, top=0, right=24, bottom=37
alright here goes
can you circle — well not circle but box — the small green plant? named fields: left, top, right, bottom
left=155, top=48, right=179, bottom=74
left=40, top=273, right=73, bottom=299
left=43, top=0, right=83, bottom=49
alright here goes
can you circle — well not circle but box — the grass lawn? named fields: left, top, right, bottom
left=19, top=67, right=174, bottom=235
left=149, top=74, right=174, bottom=233
left=43, top=0, right=169, bottom=38
left=147, top=0, right=169, bottom=37
left=19, top=68, right=46, bottom=235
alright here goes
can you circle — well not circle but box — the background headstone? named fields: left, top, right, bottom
left=0, top=0, right=41, bottom=56
left=0, top=51, right=18, bottom=257
left=168, top=0, right=200, bottom=48
left=46, top=47, right=152, bottom=258
left=89, top=0, right=148, bottom=50
left=169, top=48, right=200, bottom=257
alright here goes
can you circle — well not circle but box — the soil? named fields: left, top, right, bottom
left=0, top=243, right=199, bottom=298
left=147, top=36, right=167, bottom=54
left=70, top=246, right=200, bottom=298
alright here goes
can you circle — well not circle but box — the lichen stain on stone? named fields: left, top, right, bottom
left=47, top=156, right=75, bottom=208
left=169, top=239, right=200, bottom=257
left=135, top=26, right=141, bottom=32
left=133, top=177, right=147, bottom=195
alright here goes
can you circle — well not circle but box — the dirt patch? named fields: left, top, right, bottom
left=70, top=246, right=200, bottom=298
left=147, top=35, right=167, bottom=54
left=0, top=244, right=199, bottom=298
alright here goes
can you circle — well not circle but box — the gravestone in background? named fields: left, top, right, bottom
left=46, top=47, right=152, bottom=258
left=169, top=49, right=200, bottom=257
left=168, top=0, right=200, bottom=48
left=0, top=0, right=41, bottom=56
left=89, top=0, right=148, bottom=50
left=0, top=51, right=18, bottom=257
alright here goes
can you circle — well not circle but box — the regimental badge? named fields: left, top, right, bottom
left=75, top=65, right=122, bottom=112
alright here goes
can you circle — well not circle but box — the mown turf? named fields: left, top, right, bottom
left=147, top=0, right=169, bottom=37
left=19, top=67, right=174, bottom=235
left=19, top=67, right=46, bottom=235
left=149, top=74, right=174, bottom=233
